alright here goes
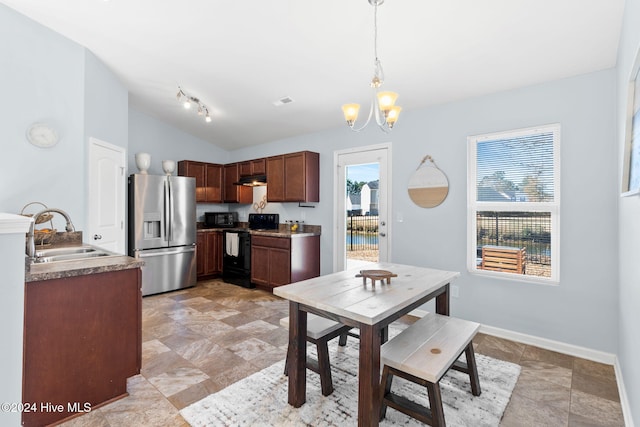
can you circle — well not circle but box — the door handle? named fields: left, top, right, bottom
left=93, top=234, right=102, bottom=240
left=379, top=232, right=386, bottom=237
left=380, top=221, right=386, bottom=226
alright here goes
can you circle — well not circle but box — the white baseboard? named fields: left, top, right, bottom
left=410, top=308, right=615, bottom=364
left=410, top=308, right=634, bottom=426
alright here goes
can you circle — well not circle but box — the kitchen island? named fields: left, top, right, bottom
left=23, top=251, right=143, bottom=427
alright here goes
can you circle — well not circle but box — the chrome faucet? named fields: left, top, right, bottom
left=27, top=208, right=75, bottom=259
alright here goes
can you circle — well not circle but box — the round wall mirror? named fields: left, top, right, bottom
left=408, top=157, right=449, bottom=208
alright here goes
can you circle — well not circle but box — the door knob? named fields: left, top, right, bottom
left=380, top=221, right=386, bottom=226
left=93, top=234, right=102, bottom=240
left=379, top=232, right=386, bottom=237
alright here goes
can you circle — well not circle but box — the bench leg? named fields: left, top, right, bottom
left=465, top=342, right=481, bottom=396
left=426, top=382, right=446, bottom=427
left=316, top=340, right=334, bottom=396
left=338, top=332, right=348, bottom=346
left=379, top=365, right=393, bottom=421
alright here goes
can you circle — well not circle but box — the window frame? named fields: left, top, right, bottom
left=467, top=123, right=561, bottom=284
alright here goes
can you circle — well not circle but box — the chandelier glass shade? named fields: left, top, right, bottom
left=176, top=86, right=211, bottom=123
left=342, top=0, right=401, bottom=132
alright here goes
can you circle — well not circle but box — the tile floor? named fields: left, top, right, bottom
left=61, top=279, right=624, bottom=427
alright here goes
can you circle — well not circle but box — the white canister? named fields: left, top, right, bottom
left=135, top=152, right=151, bottom=174
left=162, top=160, right=176, bottom=175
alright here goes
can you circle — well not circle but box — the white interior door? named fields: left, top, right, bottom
left=334, top=143, right=391, bottom=272
left=87, top=137, right=126, bottom=254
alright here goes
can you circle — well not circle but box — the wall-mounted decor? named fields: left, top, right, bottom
left=622, top=45, right=640, bottom=196
left=408, top=155, right=449, bottom=208
left=26, top=123, right=59, bottom=148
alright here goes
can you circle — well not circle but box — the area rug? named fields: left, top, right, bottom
left=181, top=334, right=520, bottom=427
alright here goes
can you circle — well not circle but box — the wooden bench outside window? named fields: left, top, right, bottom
left=480, top=245, right=526, bottom=274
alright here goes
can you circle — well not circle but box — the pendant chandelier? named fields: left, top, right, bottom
left=342, top=0, right=401, bottom=132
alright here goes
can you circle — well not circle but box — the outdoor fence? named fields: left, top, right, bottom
left=346, top=214, right=379, bottom=252
left=476, top=211, right=551, bottom=268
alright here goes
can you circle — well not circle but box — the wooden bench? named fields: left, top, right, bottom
left=280, top=315, right=353, bottom=396
left=379, top=313, right=481, bottom=426
left=481, top=245, right=526, bottom=274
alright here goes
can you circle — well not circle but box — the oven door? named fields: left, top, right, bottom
left=222, top=231, right=253, bottom=288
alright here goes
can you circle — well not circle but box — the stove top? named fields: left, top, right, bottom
left=248, top=213, right=279, bottom=230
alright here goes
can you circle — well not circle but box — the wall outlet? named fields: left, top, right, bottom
left=451, top=285, right=459, bottom=298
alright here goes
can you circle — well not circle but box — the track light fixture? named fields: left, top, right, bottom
left=176, top=86, right=211, bottom=123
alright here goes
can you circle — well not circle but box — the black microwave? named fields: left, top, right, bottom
left=204, top=212, right=237, bottom=228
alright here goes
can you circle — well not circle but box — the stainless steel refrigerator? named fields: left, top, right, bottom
left=128, top=174, right=197, bottom=296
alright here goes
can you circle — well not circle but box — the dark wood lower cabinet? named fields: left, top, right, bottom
left=251, top=235, right=320, bottom=289
left=22, top=268, right=142, bottom=427
left=197, top=230, right=223, bottom=279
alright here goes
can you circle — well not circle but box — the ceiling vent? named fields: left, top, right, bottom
left=272, top=96, right=294, bottom=107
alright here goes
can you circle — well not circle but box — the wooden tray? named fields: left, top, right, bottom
left=355, top=269, right=397, bottom=286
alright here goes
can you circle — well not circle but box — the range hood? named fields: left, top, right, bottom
left=234, top=174, right=267, bottom=186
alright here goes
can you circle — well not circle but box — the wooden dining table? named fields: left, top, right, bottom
left=273, top=262, right=460, bottom=427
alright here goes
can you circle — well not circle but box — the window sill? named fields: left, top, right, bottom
left=468, top=266, right=559, bottom=286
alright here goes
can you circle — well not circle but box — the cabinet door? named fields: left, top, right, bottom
left=269, top=247, right=291, bottom=286
left=284, top=152, right=305, bottom=202
left=224, top=163, right=253, bottom=204
left=178, top=161, right=206, bottom=202
left=206, top=231, right=223, bottom=275
left=239, top=161, right=252, bottom=177
left=205, top=164, right=223, bottom=203
left=196, top=232, right=206, bottom=277
left=284, top=151, right=319, bottom=202
left=266, top=156, right=285, bottom=202
left=251, top=245, right=271, bottom=286
left=251, top=158, right=266, bottom=175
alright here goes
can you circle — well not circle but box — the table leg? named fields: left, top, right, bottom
left=288, top=302, right=307, bottom=407
left=435, top=283, right=450, bottom=316
left=358, top=323, right=382, bottom=427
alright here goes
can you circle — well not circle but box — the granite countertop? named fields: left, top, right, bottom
left=24, top=232, right=143, bottom=282
left=197, top=223, right=321, bottom=238
left=26, top=255, right=143, bottom=283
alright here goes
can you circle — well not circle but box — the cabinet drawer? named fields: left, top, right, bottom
left=252, top=235, right=290, bottom=249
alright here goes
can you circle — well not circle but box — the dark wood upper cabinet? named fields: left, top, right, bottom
left=266, top=156, right=285, bottom=202
left=205, top=163, right=223, bottom=203
left=266, top=151, right=319, bottom=203
left=178, top=160, right=207, bottom=202
left=178, top=160, right=223, bottom=203
left=239, top=158, right=266, bottom=177
left=180, top=151, right=317, bottom=204
left=224, top=163, right=253, bottom=204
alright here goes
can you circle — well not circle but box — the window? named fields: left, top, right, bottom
left=467, top=124, right=560, bottom=283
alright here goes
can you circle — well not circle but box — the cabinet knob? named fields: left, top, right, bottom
left=94, top=234, right=103, bottom=240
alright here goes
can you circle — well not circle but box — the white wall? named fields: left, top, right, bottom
left=0, top=5, right=86, bottom=230
left=230, top=69, right=619, bottom=356
left=617, top=0, right=640, bottom=423
left=128, top=108, right=231, bottom=221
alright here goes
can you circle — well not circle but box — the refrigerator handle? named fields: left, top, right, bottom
left=164, top=179, right=171, bottom=242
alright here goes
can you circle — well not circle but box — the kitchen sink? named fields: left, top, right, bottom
left=32, top=245, right=117, bottom=264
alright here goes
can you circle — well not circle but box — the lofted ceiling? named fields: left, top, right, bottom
left=3, top=0, right=626, bottom=150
